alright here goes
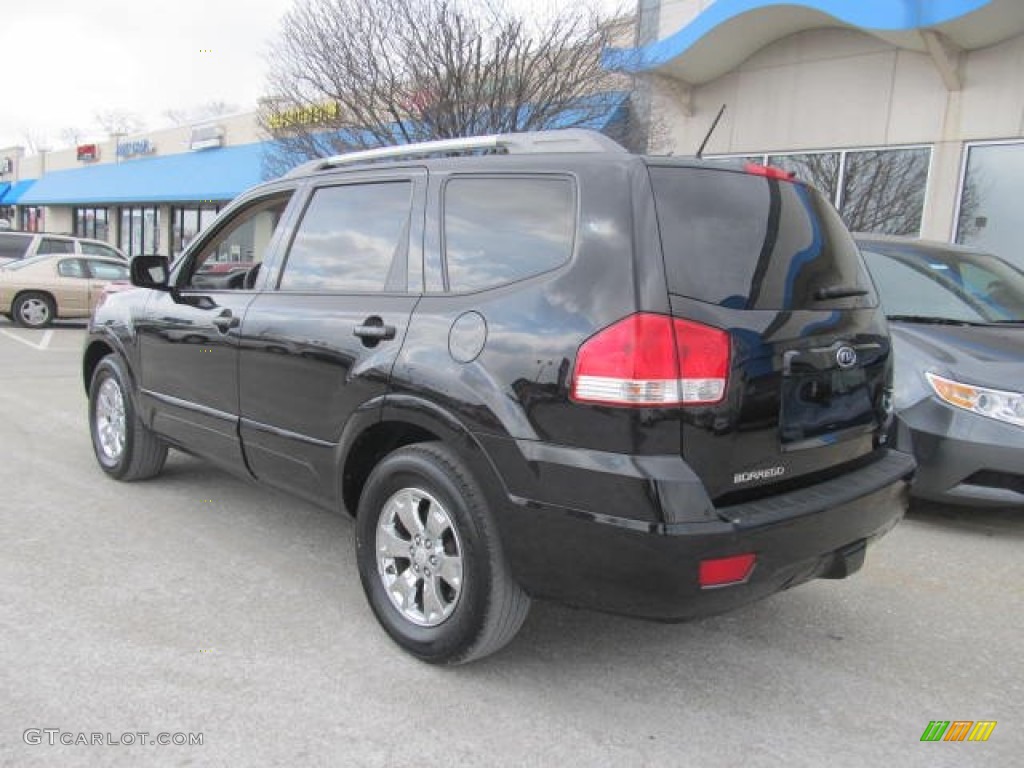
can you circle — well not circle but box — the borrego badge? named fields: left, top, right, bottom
left=734, top=466, right=785, bottom=484
left=836, top=345, right=857, bottom=369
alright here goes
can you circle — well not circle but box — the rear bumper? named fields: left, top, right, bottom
left=491, top=447, right=913, bottom=620
left=895, top=397, right=1024, bottom=507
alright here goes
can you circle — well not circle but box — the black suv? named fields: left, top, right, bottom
left=83, top=129, right=913, bottom=664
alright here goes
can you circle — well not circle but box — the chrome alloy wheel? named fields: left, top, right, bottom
left=376, top=487, right=464, bottom=627
left=18, top=297, right=51, bottom=326
left=95, top=377, right=126, bottom=462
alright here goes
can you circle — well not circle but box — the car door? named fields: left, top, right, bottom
left=238, top=170, right=425, bottom=506
left=137, top=190, right=297, bottom=474
left=52, top=258, right=92, bottom=315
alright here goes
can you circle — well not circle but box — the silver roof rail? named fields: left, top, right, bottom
left=283, top=128, right=627, bottom=177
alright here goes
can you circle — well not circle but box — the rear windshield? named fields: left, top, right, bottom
left=0, top=233, right=31, bottom=261
left=649, top=167, right=876, bottom=310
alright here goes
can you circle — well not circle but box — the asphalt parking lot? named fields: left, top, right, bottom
left=0, top=322, right=1021, bottom=767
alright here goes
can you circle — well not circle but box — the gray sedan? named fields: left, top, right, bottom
left=857, top=234, right=1024, bottom=506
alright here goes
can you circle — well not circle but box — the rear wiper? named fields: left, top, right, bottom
left=886, top=315, right=974, bottom=325
left=814, top=285, right=870, bottom=300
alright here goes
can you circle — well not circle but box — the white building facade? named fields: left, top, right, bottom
left=607, top=0, right=1024, bottom=267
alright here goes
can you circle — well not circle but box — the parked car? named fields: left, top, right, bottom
left=857, top=234, right=1024, bottom=506
left=0, top=253, right=129, bottom=327
left=0, top=231, right=127, bottom=267
left=83, top=129, right=913, bottom=664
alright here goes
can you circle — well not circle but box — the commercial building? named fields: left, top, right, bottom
left=607, top=0, right=1024, bottom=267
left=0, top=112, right=267, bottom=258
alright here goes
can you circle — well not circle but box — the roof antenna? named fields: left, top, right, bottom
left=695, top=104, right=727, bottom=159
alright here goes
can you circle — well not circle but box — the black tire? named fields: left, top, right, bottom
left=13, top=291, right=55, bottom=328
left=355, top=443, right=530, bottom=664
left=88, top=355, right=168, bottom=481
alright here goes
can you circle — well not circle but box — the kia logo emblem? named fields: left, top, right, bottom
left=836, top=345, right=857, bottom=369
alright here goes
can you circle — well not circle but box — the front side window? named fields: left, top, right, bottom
left=279, top=182, right=412, bottom=292
left=443, top=177, right=575, bottom=292
left=171, top=204, right=221, bottom=258
left=86, top=260, right=130, bottom=281
left=181, top=193, right=292, bottom=290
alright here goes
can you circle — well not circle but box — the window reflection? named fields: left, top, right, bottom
left=444, top=178, right=575, bottom=292
left=280, top=182, right=412, bottom=293
left=957, top=142, right=1024, bottom=270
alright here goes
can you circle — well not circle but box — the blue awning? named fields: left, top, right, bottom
left=602, top=0, right=1019, bottom=82
left=0, top=179, right=35, bottom=205
left=0, top=182, right=10, bottom=202
left=18, top=143, right=270, bottom=206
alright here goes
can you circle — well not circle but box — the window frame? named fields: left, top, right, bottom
left=438, top=172, right=579, bottom=295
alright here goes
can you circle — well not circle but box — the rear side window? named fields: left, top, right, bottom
left=649, top=167, right=876, bottom=310
left=38, top=237, right=76, bottom=255
left=0, top=234, right=31, bottom=260
left=443, top=177, right=574, bottom=292
left=280, top=182, right=412, bottom=293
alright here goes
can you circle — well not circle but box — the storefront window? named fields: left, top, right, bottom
left=74, top=207, right=110, bottom=242
left=767, top=152, right=841, bottom=204
left=119, top=206, right=160, bottom=257
left=171, top=204, right=221, bottom=257
left=839, top=148, right=930, bottom=236
left=720, top=147, right=930, bottom=236
left=20, top=207, right=43, bottom=232
left=957, top=142, right=1024, bottom=270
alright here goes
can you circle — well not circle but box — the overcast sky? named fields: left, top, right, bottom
left=0, top=0, right=627, bottom=152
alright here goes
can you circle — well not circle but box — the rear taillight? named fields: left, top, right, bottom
left=570, top=313, right=730, bottom=407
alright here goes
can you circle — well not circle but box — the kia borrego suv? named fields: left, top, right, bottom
left=83, top=129, right=914, bottom=664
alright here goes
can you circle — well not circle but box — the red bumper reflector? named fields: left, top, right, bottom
left=699, top=553, right=756, bottom=587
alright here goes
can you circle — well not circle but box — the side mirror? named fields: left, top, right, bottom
left=130, top=254, right=170, bottom=290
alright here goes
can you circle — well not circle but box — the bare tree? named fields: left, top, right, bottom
left=838, top=149, right=930, bottom=236
left=765, top=150, right=929, bottom=236
left=260, top=0, right=631, bottom=176
left=21, top=130, right=51, bottom=155
left=58, top=126, right=87, bottom=148
left=163, top=100, right=239, bottom=126
left=95, top=110, right=147, bottom=137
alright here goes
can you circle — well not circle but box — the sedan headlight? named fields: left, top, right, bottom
left=926, top=372, right=1024, bottom=428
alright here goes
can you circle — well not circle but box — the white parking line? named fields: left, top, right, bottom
left=0, top=329, right=53, bottom=350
